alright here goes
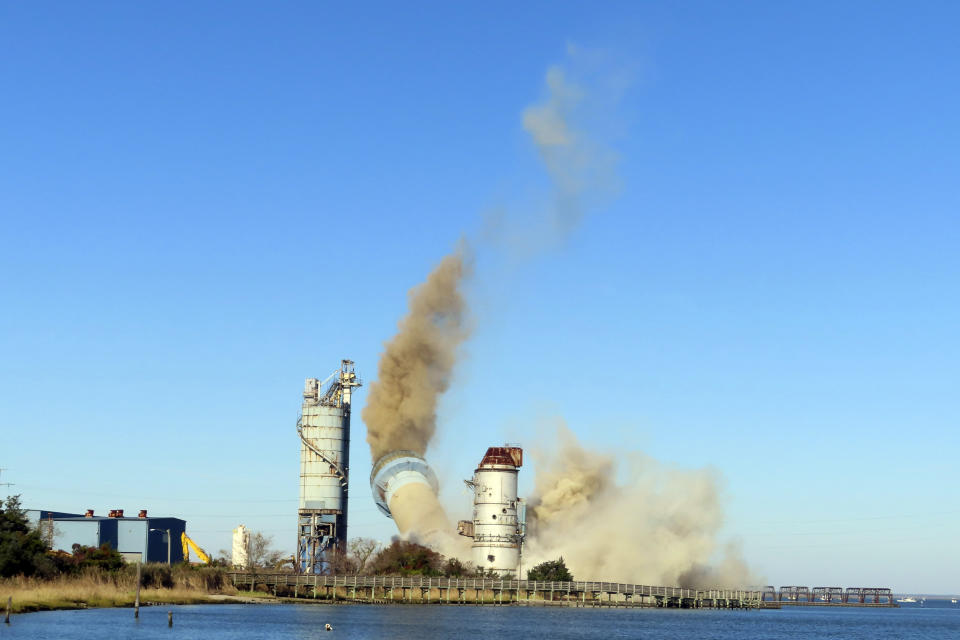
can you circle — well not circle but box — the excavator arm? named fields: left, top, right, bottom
left=181, top=532, right=212, bottom=564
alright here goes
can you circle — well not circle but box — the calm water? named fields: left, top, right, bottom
left=2, top=602, right=958, bottom=639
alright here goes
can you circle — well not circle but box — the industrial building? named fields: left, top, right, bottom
left=297, top=359, right=361, bottom=574
left=27, top=509, right=186, bottom=564
left=458, top=446, right=526, bottom=576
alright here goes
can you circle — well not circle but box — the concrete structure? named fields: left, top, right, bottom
left=369, top=449, right=450, bottom=546
left=27, top=509, right=186, bottom=563
left=370, top=450, right=439, bottom=519
left=457, top=446, right=525, bottom=576
left=297, top=359, right=361, bottom=574
left=232, top=524, right=250, bottom=568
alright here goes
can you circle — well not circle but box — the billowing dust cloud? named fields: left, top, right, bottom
left=523, top=425, right=756, bottom=588
left=521, top=62, right=620, bottom=238
left=362, top=52, right=755, bottom=586
left=366, top=55, right=612, bottom=465
left=387, top=482, right=468, bottom=559
left=361, top=250, right=470, bottom=555
left=522, top=66, right=587, bottom=233
left=363, top=250, right=470, bottom=462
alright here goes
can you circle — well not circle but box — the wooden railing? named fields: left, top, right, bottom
left=227, top=572, right=762, bottom=604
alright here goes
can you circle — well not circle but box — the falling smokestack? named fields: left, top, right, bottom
left=363, top=251, right=469, bottom=544
left=363, top=53, right=621, bottom=553
left=369, top=450, right=449, bottom=537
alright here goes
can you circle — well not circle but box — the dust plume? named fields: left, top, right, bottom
left=524, top=424, right=756, bottom=588
left=366, top=51, right=618, bottom=463
left=518, top=56, right=621, bottom=240
left=363, top=52, right=633, bottom=569
left=388, top=482, right=470, bottom=559
left=363, top=249, right=471, bottom=462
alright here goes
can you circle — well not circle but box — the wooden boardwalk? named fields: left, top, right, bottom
left=227, top=573, right=766, bottom=609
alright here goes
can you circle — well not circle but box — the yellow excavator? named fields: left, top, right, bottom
left=181, top=532, right=212, bottom=564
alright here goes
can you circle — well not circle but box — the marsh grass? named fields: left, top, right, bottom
left=234, top=589, right=275, bottom=598
left=0, top=565, right=237, bottom=613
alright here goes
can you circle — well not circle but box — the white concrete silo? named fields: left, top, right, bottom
left=231, top=524, right=250, bottom=569
left=458, top=446, right=525, bottom=576
left=297, top=360, right=361, bottom=574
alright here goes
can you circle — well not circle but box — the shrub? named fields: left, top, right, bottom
left=63, top=543, right=124, bottom=573
left=443, top=557, right=468, bottom=577
left=368, top=540, right=444, bottom=576
left=0, top=495, right=50, bottom=577
left=527, top=557, right=573, bottom=582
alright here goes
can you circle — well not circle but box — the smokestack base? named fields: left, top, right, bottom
left=370, top=450, right=439, bottom=519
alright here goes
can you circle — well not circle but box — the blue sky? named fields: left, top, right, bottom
left=1, top=2, right=958, bottom=593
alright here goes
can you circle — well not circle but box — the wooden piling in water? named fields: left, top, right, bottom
left=168, top=611, right=173, bottom=627
left=5, top=595, right=11, bottom=624
left=134, top=562, right=141, bottom=619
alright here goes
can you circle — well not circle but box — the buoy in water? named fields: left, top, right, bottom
left=325, top=623, right=333, bottom=631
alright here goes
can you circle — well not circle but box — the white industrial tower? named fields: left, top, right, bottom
left=458, top=446, right=526, bottom=576
left=231, top=524, right=250, bottom=569
left=297, top=359, right=361, bottom=574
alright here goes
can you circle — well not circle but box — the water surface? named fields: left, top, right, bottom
left=2, top=602, right=958, bottom=639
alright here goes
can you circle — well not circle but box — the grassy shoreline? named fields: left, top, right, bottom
left=1, top=569, right=243, bottom=614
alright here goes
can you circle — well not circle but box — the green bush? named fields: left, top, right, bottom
left=61, top=543, right=125, bottom=573
left=367, top=540, right=444, bottom=576
left=443, top=557, right=468, bottom=577
left=527, top=557, right=573, bottom=582
left=0, top=495, right=50, bottom=577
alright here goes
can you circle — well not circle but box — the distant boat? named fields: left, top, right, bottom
left=952, top=598, right=957, bottom=604
left=896, top=597, right=917, bottom=603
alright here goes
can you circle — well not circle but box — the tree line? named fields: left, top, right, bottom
left=2, top=494, right=572, bottom=581
left=322, top=537, right=573, bottom=581
left=0, top=495, right=128, bottom=577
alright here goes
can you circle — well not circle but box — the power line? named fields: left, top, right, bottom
left=17, top=485, right=298, bottom=502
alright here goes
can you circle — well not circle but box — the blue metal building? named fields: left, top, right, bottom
left=27, top=509, right=187, bottom=564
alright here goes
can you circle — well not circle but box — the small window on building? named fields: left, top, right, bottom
left=492, top=514, right=497, bottom=519
left=502, top=508, right=507, bottom=514
left=488, top=555, right=495, bottom=563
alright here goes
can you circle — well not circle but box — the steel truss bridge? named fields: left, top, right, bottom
left=761, top=585, right=896, bottom=606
